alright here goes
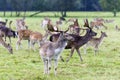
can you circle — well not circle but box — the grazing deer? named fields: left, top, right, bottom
left=115, top=25, right=120, bottom=31
left=84, top=31, right=107, bottom=55
left=0, top=32, right=13, bottom=54
left=50, top=19, right=97, bottom=62
left=39, top=30, right=74, bottom=75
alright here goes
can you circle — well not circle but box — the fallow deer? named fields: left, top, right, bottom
left=16, top=18, right=28, bottom=31
left=0, top=31, right=13, bottom=54
left=0, top=25, right=16, bottom=43
left=39, top=30, right=74, bottom=75
left=84, top=31, right=107, bottom=55
left=67, top=18, right=81, bottom=35
left=90, top=20, right=107, bottom=30
left=0, top=19, right=8, bottom=27
left=41, top=18, right=59, bottom=32
left=115, top=25, right=120, bottom=31
left=50, top=19, right=97, bottom=62
left=16, top=29, right=33, bottom=50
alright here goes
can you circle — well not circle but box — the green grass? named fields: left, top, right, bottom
left=0, top=12, right=120, bottom=80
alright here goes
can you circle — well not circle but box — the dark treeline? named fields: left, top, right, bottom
left=0, top=0, right=120, bottom=17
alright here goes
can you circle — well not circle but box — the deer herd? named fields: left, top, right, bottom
left=0, top=16, right=118, bottom=75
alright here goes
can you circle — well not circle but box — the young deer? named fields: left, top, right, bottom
left=39, top=30, right=74, bottom=75
left=84, top=31, right=107, bottom=55
left=0, top=32, right=13, bottom=54
left=50, top=19, right=97, bottom=62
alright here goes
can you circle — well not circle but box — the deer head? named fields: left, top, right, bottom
left=101, top=31, right=107, bottom=37
left=7, top=43, right=13, bottom=54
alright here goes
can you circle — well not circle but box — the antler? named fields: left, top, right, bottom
left=84, top=19, right=91, bottom=29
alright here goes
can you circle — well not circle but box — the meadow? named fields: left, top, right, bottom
left=0, top=12, right=120, bottom=80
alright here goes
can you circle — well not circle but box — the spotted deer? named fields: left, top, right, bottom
left=84, top=31, right=107, bottom=55
left=29, top=31, right=49, bottom=51
left=16, top=29, right=33, bottom=50
left=39, top=30, right=74, bottom=75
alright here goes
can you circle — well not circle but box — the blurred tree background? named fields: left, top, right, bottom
left=0, top=0, right=120, bottom=17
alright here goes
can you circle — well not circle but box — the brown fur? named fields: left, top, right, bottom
left=16, top=29, right=33, bottom=50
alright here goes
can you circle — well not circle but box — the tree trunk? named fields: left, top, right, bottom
left=113, top=11, right=116, bottom=17
left=3, top=11, right=6, bottom=17
left=61, top=11, right=67, bottom=17
left=10, top=11, right=13, bottom=17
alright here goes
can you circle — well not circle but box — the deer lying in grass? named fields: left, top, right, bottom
left=84, top=31, right=107, bottom=55
left=50, top=19, right=97, bottom=62
left=39, top=30, right=74, bottom=75
left=0, top=31, right=13, bottom=54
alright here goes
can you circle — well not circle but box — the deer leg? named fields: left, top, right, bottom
left=43, top=59, right=48, bottom=74
left=66, top=47, right=75, bottom=62
left=76, top=48, right=83, bottom=62
left=54, top=58, right=58, bottom=76
left=8, top=37, right=11, bottom=44
left=60, top=56, right=64, bottom=62
left=84, top=44, right=87, bottom=54
left=28, top=40, right=30, bottom=49
left=4, top=35, right=6, bottom=42
left=48, top=58, right=51, bottom=74
left=94, top=46, right=98, bottom=56
left=16, top=40, right=21, bottom=50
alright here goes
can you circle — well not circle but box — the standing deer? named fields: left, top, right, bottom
left=50, top=19, right=97, bottom=62
left=0, top=31, right=13, bottom=54
left=39, top=30, right=74, bottom=75
left=67, top=18, right=80, bottom=35
left=29, top=31, right=49, bottom=51
left=90, top=20, right=107, bottom=30
left=84, top=31, right=107, bottom=55
left=16, top=18, right=28, bottom=31
left=16, top=29, right=33, bottom=50
left=115, top=25, right=120, bottom=31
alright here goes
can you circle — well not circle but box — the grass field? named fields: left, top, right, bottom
left=0, top=12, right=120, bottom=80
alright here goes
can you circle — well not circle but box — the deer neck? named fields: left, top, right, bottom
left=55, top=38, right=67, bottom=49
left=84, top=32, right=93, bottom=41
left=99, top=34, right=105, bottom=44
